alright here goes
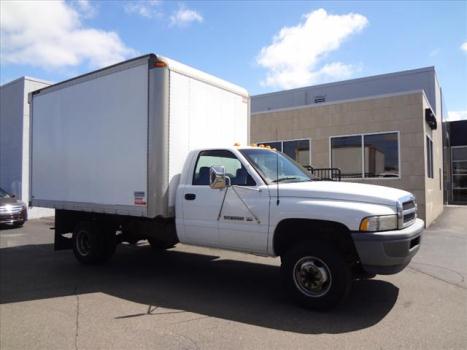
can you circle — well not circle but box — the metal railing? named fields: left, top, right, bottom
left=304, top=166, right=342, bottom=181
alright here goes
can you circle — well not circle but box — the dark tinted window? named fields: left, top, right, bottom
left=452, top=146, right=467, bottom=203
left=283, top=140, right=310, bottom=166
left=427, top=136, right=434, bottom=178
left=364, top=133, right=399, bottom=178
left=331, top=136, right=362, bottom=178
left=331, top=133, right=400, bottom=178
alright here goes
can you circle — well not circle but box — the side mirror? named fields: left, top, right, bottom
left=10, top=194, right=15, bottom=198
left=209, top=166, right=230, bottom=189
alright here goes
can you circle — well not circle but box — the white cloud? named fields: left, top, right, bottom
left=74, top=0, right=97, bottom=18
left=124, top=0, right=161, bottom=19
left=446, top=110, right=467, bottom=122
left=461, top=42, right=467, bottom=53
left=257, top=8, right=368, bottom=89
left=170, top=6, right=203, bottom=27
left=0, top=1, right=136, bottom=70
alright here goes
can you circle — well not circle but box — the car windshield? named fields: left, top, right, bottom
left=0, top=188, right=10, bottom=198
left=240, top=148, right=312, bottom=184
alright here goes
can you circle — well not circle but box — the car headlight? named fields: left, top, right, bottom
left=359, top=215, right=398, bottom=232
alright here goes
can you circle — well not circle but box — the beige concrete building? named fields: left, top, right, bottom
left=251, top=68, right=445, bottom=226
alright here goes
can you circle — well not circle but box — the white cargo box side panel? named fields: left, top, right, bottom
left=31, top=63, right=149, bottom=215
left=168, top=70, right=248, bottom=210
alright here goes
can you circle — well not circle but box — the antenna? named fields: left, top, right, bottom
left=276, top=129, right=280, bottom=206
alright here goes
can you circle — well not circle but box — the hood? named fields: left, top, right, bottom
left=269, top=181, right=413, bottom=207
left=0, top=197, right=24, bottom=206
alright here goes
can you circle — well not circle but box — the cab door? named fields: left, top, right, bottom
left=179, top=149, right=270, bottom=253
left=217, top=182, right=270, bottom=254
left=179, top=150, right=238, bottom=247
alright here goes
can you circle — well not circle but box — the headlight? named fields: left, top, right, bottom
left=359, top=215, right=398, bottom=232
left=396, top=201, right=403, bottom=229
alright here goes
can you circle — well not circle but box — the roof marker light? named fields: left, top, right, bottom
left=154, top=60, right=167, bottom=68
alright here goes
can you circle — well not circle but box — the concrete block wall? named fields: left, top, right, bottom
left=251, top=91, right=444, bottom=226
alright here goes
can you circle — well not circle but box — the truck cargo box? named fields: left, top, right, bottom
left=29, top=54, right=249, bottom=218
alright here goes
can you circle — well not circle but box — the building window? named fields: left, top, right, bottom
left=330, top=132, right=400, bottom=179
left=364, top=133, right=399, bottom=178
left=258, top=139, right=311, bottom=166
left=330, top=136, right=362, bottom=178
left=426, top=136, right=434, bottom=178
left=451, top=146, right=467, bottom=203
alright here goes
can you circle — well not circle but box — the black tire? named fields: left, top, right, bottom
left=147, top=237, right=176, bottom=251
left=281, top=241, right=351, bottom=311
left=353, top=269, right=376, bottom=280
left=100, top=226, right=117, bottom=260
left=72, top=222, right=116, bottom=264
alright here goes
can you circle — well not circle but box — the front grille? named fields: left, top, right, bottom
left=0, top=204, right=24, bottom=215
left=404, top=212, right=416, bottom=222
left=401, top=199, right=417, bottom=227
left=0, top=212, right=24, bottom=220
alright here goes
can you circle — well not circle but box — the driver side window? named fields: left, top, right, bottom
left=193, top=150, right=256, bottom=186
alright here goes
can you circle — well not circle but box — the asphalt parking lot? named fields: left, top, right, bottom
left=1, top=207, right=466, bottom=350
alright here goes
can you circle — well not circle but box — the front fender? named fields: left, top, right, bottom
left=267, top=197, right=396, bottom=255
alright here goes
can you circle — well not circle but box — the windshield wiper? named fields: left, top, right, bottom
left=272, top=177, right=299, bottom=183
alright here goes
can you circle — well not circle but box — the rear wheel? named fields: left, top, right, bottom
left=72, top=222, right=116, bottom=264
left=281, top=241, right=351, bottom=310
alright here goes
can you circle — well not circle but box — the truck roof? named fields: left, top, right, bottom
left=190, top=145, right=278, bottom=153
left=31, top=54, right=249, bottom=98
left=158, top=56, right=248, bottom=97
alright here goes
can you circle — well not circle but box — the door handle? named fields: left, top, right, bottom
left=185, top=193, right=196, bottom=200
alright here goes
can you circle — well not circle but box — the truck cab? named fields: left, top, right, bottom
left=54, top=144, right=423, bottom=310
left=173, top=146, right=423, bottom=309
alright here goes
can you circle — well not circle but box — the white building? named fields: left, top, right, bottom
left=0, top=76, right=54, bottom=219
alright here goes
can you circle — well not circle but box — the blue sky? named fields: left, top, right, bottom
left=1, top=0, right=466, bottom=120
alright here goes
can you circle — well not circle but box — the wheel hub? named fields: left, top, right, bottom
left=293, top=256, right=332, bottom=297
left=76, top=231, right=91, bottom=256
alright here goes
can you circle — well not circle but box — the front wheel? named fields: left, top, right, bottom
left=281, top=241, right=351, bottom=310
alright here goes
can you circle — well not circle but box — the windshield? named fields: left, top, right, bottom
left=0, top=188, right=10, bottom=198
left=240, top=148, right=312, bottom=184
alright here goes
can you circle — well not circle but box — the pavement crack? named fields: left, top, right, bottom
left=411, top=262, right=465, bottom=282
left=74, top=287, right=80, bottom=350
left=408, top=266, right=467, bottom=290
left=171, top=316, right=211, bottom=325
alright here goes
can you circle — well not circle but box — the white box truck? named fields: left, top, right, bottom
left=30, top=54, right=423, bottom=310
